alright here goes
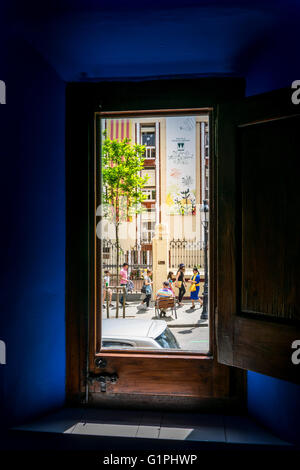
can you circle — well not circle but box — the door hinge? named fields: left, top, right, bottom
left=87, top=372, right=118, bottom=392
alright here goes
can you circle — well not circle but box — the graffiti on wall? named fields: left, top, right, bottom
left=166, top=116, right=196, bottom=215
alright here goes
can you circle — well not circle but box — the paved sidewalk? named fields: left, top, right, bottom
left=102, top=299, right=208, bottom=328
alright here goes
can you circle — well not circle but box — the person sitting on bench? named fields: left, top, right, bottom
left=156, top=281, right=174, bottom=317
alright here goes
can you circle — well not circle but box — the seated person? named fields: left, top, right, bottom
left=156, top=281, right=174, bottom=317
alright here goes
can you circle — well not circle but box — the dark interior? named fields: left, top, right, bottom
left=0, top=0, right=300, bottom=455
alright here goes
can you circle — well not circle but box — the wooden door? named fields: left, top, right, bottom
left=66, top=78, right=247, bottom=408
left=217, top=87, right=300, bottom=384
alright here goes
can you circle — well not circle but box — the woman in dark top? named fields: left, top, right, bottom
left=175, top=263, right=186, bottom=306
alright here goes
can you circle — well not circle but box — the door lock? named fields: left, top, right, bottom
left=88, top=372, right=118, bottom=392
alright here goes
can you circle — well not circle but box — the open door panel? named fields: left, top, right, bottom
left=216, top=87, right=300, bottom=384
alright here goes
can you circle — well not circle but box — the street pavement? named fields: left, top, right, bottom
left=103, top=298, right=208, bottom=328
left=102, top=298, right=209, bottom=351
left=172, top=327, right=209, bottom=352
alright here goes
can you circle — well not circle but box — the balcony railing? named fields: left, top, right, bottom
left=144, top=146, right=156, bottom=159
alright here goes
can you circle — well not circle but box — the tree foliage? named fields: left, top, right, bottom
left=102, top=135, right=149, bottom=226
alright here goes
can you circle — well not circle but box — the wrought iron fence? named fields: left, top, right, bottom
left=102, top=238, right=205, bottom=288
left=102, top=239, right=152, bottom=292
left=169, top=239, right=205, bottom=271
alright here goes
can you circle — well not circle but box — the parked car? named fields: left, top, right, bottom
left=102, top=318, right=180, bottom=349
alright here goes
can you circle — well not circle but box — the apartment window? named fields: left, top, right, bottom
left=141, top=168, right=155, bottom=186
left=141, top=221, right=155, bottom=243
left=143, top=188, right=156, bottom=201
left=141, top=125, right=156, bottom=159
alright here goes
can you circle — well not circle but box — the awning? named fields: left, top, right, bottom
left=106, top=119, right=132, bottom=141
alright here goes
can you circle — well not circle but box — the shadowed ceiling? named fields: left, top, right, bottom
left=2, top=0, right=300, bottom=82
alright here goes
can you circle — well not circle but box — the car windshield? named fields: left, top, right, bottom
left=155, top=327, right=179, bottom=349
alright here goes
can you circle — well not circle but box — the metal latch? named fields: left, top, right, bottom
left=88, top=372, right=118, bottom=392
left=95, top=357, right=107, bottom=368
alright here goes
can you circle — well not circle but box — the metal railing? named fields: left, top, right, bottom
left=144, top=146, right=156, bottom=159
left=103, top=286, right=126, bottom=319
left=169, top=239, right=205, bottom=270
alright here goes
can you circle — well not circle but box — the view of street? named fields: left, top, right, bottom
left=102, top=298, right=209, bottom=352
left=172, top=327, right=209, bottom=352
left=100, top=114, right=210, bottom=353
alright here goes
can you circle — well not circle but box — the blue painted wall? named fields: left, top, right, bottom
left=0, top=32, right=66, bottom=429
left=248, top=372, right=300, bottom=445
left=1, top=1, right=299, bottom=448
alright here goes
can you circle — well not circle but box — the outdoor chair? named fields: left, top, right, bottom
left=155, top=297, right=177, bottom=320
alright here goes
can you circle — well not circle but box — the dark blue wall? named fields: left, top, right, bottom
left=245, top=17, right=300, bottom=96
left=1, top=1, right=300, bottom=448
left=0, top=32, right=66, bottom=429
left=248, top=372, right=300, bottom=445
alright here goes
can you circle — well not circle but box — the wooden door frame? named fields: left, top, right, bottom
left=66, top=78, right=247, bottom=410
left=94, top=107, right=213, bottom=358
left=216, top=87, right=300, bottom=384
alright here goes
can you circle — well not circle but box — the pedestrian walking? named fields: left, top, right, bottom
left=119, top=262, right=129, bottom=305
left=167, top=271, right=175, bottom=295
left=103, top=270, right=113, bottom=308
left=188, top=267, right=203, bottom=309
left=138, top=269, right=152, bottom=310
left=175, top=263, right=186, bottom=306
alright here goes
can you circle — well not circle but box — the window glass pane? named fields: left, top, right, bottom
left=98, top=115, right=210, bottom=353
left=142, top=169, right=155, bottom=185
left=142, top=131, right=155, bottom=147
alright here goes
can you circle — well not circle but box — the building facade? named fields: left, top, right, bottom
left=101, top=115, right=209, bottom=280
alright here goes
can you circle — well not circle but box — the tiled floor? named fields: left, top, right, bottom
left=13, top=407, right=291, bottom=447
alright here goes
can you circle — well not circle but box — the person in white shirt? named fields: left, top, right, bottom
left=138, top=269, right=153, bottom=310
left=103, top=270, right=113, bottom=307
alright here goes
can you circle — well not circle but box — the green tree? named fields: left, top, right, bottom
left=102, top=135, right=148, bottom=283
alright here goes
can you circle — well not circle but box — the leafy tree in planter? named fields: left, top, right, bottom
left=102, top=134, right=149, bottom=282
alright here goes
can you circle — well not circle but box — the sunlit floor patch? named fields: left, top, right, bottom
left=12, top=408, right=291, bottom=446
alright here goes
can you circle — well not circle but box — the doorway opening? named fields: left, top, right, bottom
left=96, top=111, right=210, bottom=353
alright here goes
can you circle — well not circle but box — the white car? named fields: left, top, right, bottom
left=102, top=318, right=180, bottom=349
